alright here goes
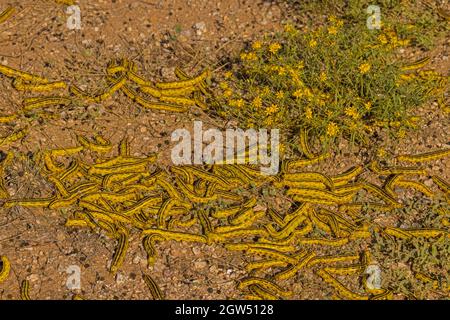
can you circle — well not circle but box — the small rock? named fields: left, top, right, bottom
left=193, top=22, right=206, bottom=36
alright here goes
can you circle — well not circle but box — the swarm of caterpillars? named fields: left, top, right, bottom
left=0, top=55, right=210, bottom=144
left=1, top=132, right=449, bottom=300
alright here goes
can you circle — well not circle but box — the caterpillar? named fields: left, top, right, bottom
left=0, top=7, right=14, bottom=24
left=47, top=176, right=70, bottom=197
left=227, top=242, right=296, bottom=253
left=383, top=174, right=403, bottom=197
left=397, top=149, right=450, bottom=163
left=22, top=97, right=71, bottom=112
left=157, top=198, right=178, bottom=228
left=401, top=56, right=430, bottom=71
left=72, top=294, right=85, bottom=300
left=405, top=228, right=446, bottom=238
left=43, top=152, right=65, bottom=173
left=50, top=147, right=84, bottom=161
left=237, top=277, right=292, bottom=298
left=324, top=265, right=362, bottom=276
left=119, top=138, right=130, bottom=157
left=3, top=197, right=57, bottom=208
left=156, top=177, right=182, bottom=200
left=70, top=75, right=126, bottom=103
left=279, top=180, right=328, bottom=190
left=248, top=284, right=279, bottom=300
left=82, top=192, right=137, bottom=203
left=307, top=254, right=360, bottom=267
left=175, top=177, right=218, bottom=203
left=48, top=186, right=97, bottom=209
left=246, top=247, right=298, bottom=264
left=287, top=188, right=354, bottom=204
left=77, top=135, right=113, bottom=153
left=142, top=274, right=164, bottom=300
left=168, top=215, right=198, bottom=229
left=265, top=215, right=308, bottom=240
left=369, top=289, right=393, bottom=300
left=393, top=180, right=434, bottom=197
left=197, top=210, right=213, bottom=234
left=266, top=207, right=285, bottom=227
left=120, top=196, right=162, bottom=216
left=183, top=166, right=229, bottom=188
left=229, top=207, right=259, bottom=226
left=142, top=229, right=207, bottom=243
left=283, top=172, right=334, bottom=189
left=0, top=64, right=48, bottom=83
left=110, top=229, right=129, bottom=274
left=297, top=237, right=349, bottom=247
left=142, top=234, right=165, bottom=266
left=245, top=260, right=288, bottom=272
left=0, top=114, right=17, bottom=123
left=120, top=85, right=188, bottom=112
left=158, top=96, right=196, bottom=106
left=13, top=78, right=67, bottom=92
left=207, top=229, right=268, bottom=242
left=299, top=128, right=316, bottom=159
left=369, top=161, right=426, bottom=175
left=155, top=69, right=210, bottom=89
left=432, top=176, right=449, bottom=194
left=362, top=182, right=401, bottom=208
left=382, top=227, right=412, bottom=239
left=274, top=251, right=316, bottom=281
left=331, top=165, right=364, bottom=186
left=65, top=218, right=91, bottom=228
left=315, top=269, right=368, bottom=300
left=0, top=255, right=11, bottom=283
left=0, top=127, right=28, bottom=146
left=174, top=67, right=210, bottom=95
left=20, top=280, right=31, bottom=300
left=284, top=153, right=330, bottom=171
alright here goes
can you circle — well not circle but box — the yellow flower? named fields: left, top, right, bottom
left=359, top=63, right=371, bottom=74
left=252, top=96, right=262, bottom=108
left=327, top=26, right=337, bottom=35
left=293, top=89, right=303, bottom=99
left=269, top=42, right=282, bottom=54
left=279, top=143, right=285, bottom=155
left=305, top=107, right=312, bottom=120
left=219, top=82, right=229, bottom=90
left=275, top=91, right=285, bottom=99
left=328, top=15, right=337, bottom=23
left=378, top=34, right=388, bottom=44
left=236, top=99, right=245, bottom=108
left=262, top=86, right=271, bottom=96
left=240, top=52, right=257, bottom=61
left=364, top=101, right=372, bottom=111
left=377, top=148, right=386, bottom=158
left=284, top=24, right=296, bottom=34
left=224, top=71, right=233, bottom=79
left=240, top=53, right=248, bottom=60
left=336, top=20, right=344, bottom=27
left=266, top=104, right=279, bottom=115
left=319, top=72, right=327, bottom=82
left=297, top=60, right=305, bottom=69
left=344, top=106, right=360, bottom=120
left=309, top=39, right=317, bottom=48
left=397, top=128, right=406, bottom=138
left=223, top=89, right=233, bottom=98
left=277, top=67, right=286, bottom=76
left=326, top=122, right=339, bottom=137
left=252, top=41, right=262, bottom=50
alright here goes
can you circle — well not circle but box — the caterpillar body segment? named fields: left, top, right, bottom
left=0, top=64, right=48, bottom=83
left=142, top=274, right=164, bottom=300
left=0, top=7, right=15, bottom=24
left=120, top=85, right=188, bottom=112
left=316, top=269, right=368, bottom=300
left=0, top=255, right=11, bottom=283
left=142, top=234, right=165, bottom=266
left=0, top=114, right=18, bottom=123
left=20, top=280, right=31, bottom=300
left=77, top=135, right=113, bottom=153
left=0, top=127, right=28, bottom=146
left=397, top=149, right=450, bottom=163
left=401, top=56, right=431, bottom=71
left=110, top=230, right=129, bottom=274
left=238, top=277, right=292, bottom=298
left=142, top=229, right=207, bottom=243
left=155, top=69, right=210, bottom=89
left=369, top=161, right=427, bottom=175
left=13, top=78, right=67, bottom=92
